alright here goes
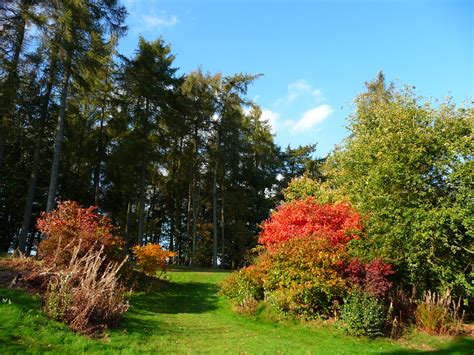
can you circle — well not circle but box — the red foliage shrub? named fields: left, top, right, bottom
left=346, top=258, right=394, bottom=298
left=365, top=259, right=395, bottom=297
left=222, top=198, right=396, bottom=320
left=258, top=197, right=362, bottom=250
left=345, top=259, right=366, bottom=287
left=37, top=201, right=123, bottom=267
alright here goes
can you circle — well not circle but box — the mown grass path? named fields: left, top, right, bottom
left=0, top=269, right=472, bottom=354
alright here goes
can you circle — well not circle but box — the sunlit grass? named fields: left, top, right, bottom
left=0, top=269, right=472, bottom=354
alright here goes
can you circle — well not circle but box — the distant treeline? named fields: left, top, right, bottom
left=0, top=0, right=322, bottom=266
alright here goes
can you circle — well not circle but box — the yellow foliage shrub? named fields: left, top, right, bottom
left=132, top=244, right=176, bottom=276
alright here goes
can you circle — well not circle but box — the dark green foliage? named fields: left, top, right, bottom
left=341, top=291, right=387, bottom=338
left=0, top=2, right=291, bottom=267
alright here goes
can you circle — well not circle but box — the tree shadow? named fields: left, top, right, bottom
left=118, top=279, right=220, bottom=336
left=384, top=337, right=474, bottom=354
left=129, top=280, right=220, bottom=315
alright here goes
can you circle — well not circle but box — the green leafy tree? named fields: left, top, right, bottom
left=326, top=73, right=473, bottom=296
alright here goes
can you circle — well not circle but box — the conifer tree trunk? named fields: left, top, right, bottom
left=175, top=137, right=184, bottom=262
left=18, top=57, right=57, bottom=252
left=212, top=157, right=218, bottom=267
left=0, top=1, right=28, bottom=171
left=192, top=174, right=200, bottom=265
left=125, top=200, right=132, bottom=249
left=190, top=126, right=199, bottom=265
left=221, top=196, right=225, bottom=267
left=46, top=59, right=72, bottom=212
left=137, top=159, right=146, bottom=245
left=94, top=104, right=105, bottom=206
left=186, top=174, right=193, bottom=262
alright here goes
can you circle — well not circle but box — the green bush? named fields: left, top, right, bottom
left=45, top=274, right=73, bottom=320
left=263, top=238, right=349, bottom=319
left=220, top=266, right=264, bottom=305
left=341, top=291, right=387, bottom=338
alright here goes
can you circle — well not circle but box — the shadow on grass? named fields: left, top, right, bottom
left=119, top=279, right=220, bottom=336
left=130, top=280, right=219, bottom=314
left=170, top=266, right=230, bottom=273
left=0, top=336, right=29, bottom=355
left=385, top=337, right=474, bottom=354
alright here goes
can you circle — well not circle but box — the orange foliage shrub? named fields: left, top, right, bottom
left=264, top=237, right=349, bottom=318
left=37, top=201, right=123, bottom=267
left=258, top=197, right=362, bottom=250
left=132, top=244, right=176, bottom=276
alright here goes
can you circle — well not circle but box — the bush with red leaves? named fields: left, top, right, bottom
left=258, top=197, right=362, bottom=249
left=37, top=201, right=123, bottom=267
left=346, top=258, right=395, bottom=298
left=222, top=197, right=396, bottom=319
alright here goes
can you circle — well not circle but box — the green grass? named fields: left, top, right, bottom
left=0, top=269, right=472, bottom=354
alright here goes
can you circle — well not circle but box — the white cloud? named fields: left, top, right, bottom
left=141, top=12, right=179, bottom=29
left=275, top=79, right=324, bottom=106
left=287, top=80, right=312, bottom=102
left=260, top=109, right=279, bottom=134
left=287, top=104, right=333, bottom=133
left=127, top=4, right=179, bottom=34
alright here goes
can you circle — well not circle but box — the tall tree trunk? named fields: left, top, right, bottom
left=191, top=126, right=199, bottom=265
left=169, top=207, right=175, bottom=251
left=0, top=1, right=28, bottom=171
left=212, top=157, right=218, bottom=267
left=17, top=58, right=57, bottom=252
left=175, top=137, right=184, bottom=263
left=125, top=200, right=132, bottom=249
left=93, top=105, right=105, bottom=206
left=221, top=196, right=225, bottom=268
left=145, top=185, right=156, bottom=245
left=137, top=98, right=149, bottom=246
left=46, top=59, right=72, bottom=212
left=186, top=174, right=192, bottom=263
left=137, top=159, right=146, bottom=245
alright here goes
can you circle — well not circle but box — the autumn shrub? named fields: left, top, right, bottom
left=37, top=201, right=123, bottom=267
left=415, top=289, right=465, bottom=335
left=44, top=245, right=129, bottom=335
left=264, top=237, right=349, bottom=319
left=258, top=197, right=362, bottom=249
left=341, top=290, right=387, bottom=338
left=345, top=258, right=395, bottom=298
left=222, top=197, right=397, bottom=323
left=132, top=243, right=176, bottom=277
left=220, top=265, right=265, bottom=306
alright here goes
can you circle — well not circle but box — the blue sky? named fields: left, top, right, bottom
left=119, top=0, right=473, bottom=157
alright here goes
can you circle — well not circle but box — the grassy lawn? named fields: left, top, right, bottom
left=0, top=269, right=472, bottom=354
